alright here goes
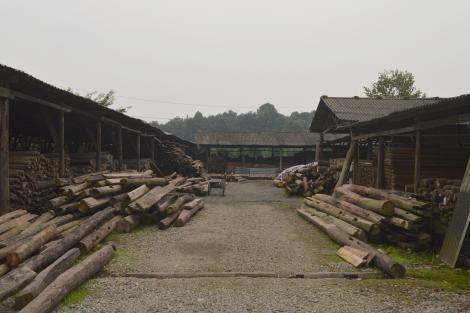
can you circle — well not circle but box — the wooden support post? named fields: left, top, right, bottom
left=136, top=134, right=141, bottom=171
left=59, top=112, right=65, bottom=177
left=150, top=139, right=155, bottom=161
left=205, top=147, right=209, bottom=171
left=95, top=121, right=102, bottom=172
left=117, top=127, right=123, bottom=170
left=279, top=148, right=283, bottom=170
left=414, top=130, right=421, bottom=192
left=376, top=136, right=384, bottom=189
left=0, top=98, right=9, bottom=214
left=43, top=113, right=59, bottom=147
left=315, top=133, right=323, bottom=162
left=335, top=140, right=357, bottom=189
left=352, top=141, right=359, bottom=184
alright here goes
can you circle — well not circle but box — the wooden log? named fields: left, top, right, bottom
left=20, top=212, right=55, bottom=237
left=298, top=206, right=367, bottom=241
left=14, top=248, right=81, bottom=309
left=6, top=225, right=58, bottom=267
left=78, top=216, right=121, bottom=252
left=0, top=214, right=37, bottom=234
left=301, top=213, right=405, bottom=278
left=53, top=202, right=79, bottom=216
left=47, top=196, right=68, bottom=209
left=304, top=198, right=380, bottom=235
left=0, top=266, right=37, bottom=301
left=334, top=187, right=394, bottom=216
left=336, top=246, right=369, bottom=268
left=0, top=263, right=8, bottom=277
left=313, top=194, right=385, bottom=224
left=157, top=195, right=178, bottom=213
left=393, top=207, right=422, bottom=223
left=0, top=220, right=31, bottom=242
left=115, top=215, right=141, bottom=233
left=123, top=184, right=150, bottom=203
left=157, top=212, right=179, bottom=230
left=120, top=177, right=168, bottom=188
left=56, top=219, right=83, bottom=235
left=344, top=184, right=430, bottom=212
left=0, top=210, right=27, bottom=226
left=131, top=178, right=184, bottom=212
left=104, top=178, right=121, bottom=185
left=62, top=182, right=90, bottom=199
left=18, top=244, right=115, bottom=313
left=20, top=207, right=116, bottom=273
left=103, top=170, right=153, bottom=179
left=72, top=171, right=109, bottom=184
left=387, top=216, right=414, bottom=230
left=90, top=185, right=123, bottom=198
left=165, top=194, right=195, bottom=215
left=78, top=197, right=111, bottom=213
left=175, top=199, right=204, bottom=227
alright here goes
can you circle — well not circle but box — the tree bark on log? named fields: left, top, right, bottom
left=336, top=246, right=369, bottom=268
left=53, top=202, right=79, bottom=216
left=157, top=211, right=180, bottom=230
left=78, top=216, right=121, bottom=252
left=6, top=225, right=58, bottom=267
left=20, top=212, right=55, bottom=237
left=0, top=266, right=37, bottom=301
left=157, top=195, right=178, bottom=213
left=175, top=199, right=204, bottom=227
left=78, top=197, right=111, bottom=213
left=18, top=244, right=115, bottom=313
left=298, top=205, right=367, bottom=241
left=120, top=177, right=168, bottom=188
left=165, top=194, right=195, bottom=215
left=123, top=184, right=150, bottom=203
left=47, top=196, right=68, bottom=209
left=0, top=214, right=37, bottom=234
left=334, top=187, right=394, bottom=216
left=21, top=207, right=116, bottom=273
left=303, top=213, right=405, bottom=278
left=115, top=215, right=141, bottom=233
left=304, top=198, right=380, bottom=235
left=0, top=220, right=30, bottom=242
left=344, top=184, right=430, bottom=212
left=103, top=170, right=153, bottom=179
left=130, top=178, right=184, bottom=212
left=313, top=194, right=385, bottom=224
left=0, top=263, right=8, bottom=277
left=0, top=210, right=27, bottom=226
left=90, top=185, right=123, bottom=198
left=14, top=248, right=81, bottom=309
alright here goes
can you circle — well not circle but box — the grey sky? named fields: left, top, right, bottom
left=1, top=1, right=469, bottom=123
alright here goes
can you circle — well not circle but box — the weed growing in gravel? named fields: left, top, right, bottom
left=63, top=283, right=95, bottom=306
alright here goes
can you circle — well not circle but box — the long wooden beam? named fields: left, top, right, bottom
left=376, top=136, right=384, bottom=189
left=335, top=140, right=356, bottom=188
left=413, top=130, right=421, bottom=192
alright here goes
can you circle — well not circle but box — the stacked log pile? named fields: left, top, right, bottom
left=297, top=183, right=442, bottom=277
left=70, top=152, right=115, bottom=176
left=123, top=159, right=154, bottom=171
left=156, top=142, right=199, bottom=176
left=0, top=170, right=208, bottom=313
left=273, top=163, right=338, bottom=197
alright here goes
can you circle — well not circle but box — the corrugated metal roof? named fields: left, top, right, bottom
left=310, top=96, right=441, bottom=132
left=196, top=131, right=344, bottom=147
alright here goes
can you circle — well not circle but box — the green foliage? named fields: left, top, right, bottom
left=65, top=88, right=131, bottom=113
left=407, top=267, right=470, bottom=291
left=62, top=283, right=95, bottom=306
left=364, top=69, right=425, bottom=98
left=153, top=103, right=315, bottom=141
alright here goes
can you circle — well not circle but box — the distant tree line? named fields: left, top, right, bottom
left=152, top=103, right=315, bottom=141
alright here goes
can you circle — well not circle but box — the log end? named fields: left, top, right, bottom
left=390, top=263, right=406, bottom=278
left=6, top=253, right=20, bottom=267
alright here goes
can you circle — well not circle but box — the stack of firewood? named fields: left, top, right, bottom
left=0, top=169, right=208, bottom=313
left=156, top=142, right=198, bottom=176
left=297, top=184, right=440, bottom=277
left=70, top=152, right=115, bottom=176
left=273, top=163, right=338, bottom=197
left=123, top=158, right=154, bottom=171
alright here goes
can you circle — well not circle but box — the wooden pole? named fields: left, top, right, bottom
left=58, top=112, right=65, bottom=178
left=136, top=134, right=141, bottom=171
left=376, top=136, right=384, bottom=189
left=352, top=141, right=359, bottom=184
left=150, top=139, right=155, bottom=161
left=315, top=133, right=323, bottom=162
left=117, top=127, right=123, bottom=170
left=0, top=98, right=9, bottom=214
left=414, top=130, right=421, bottom=192
left=279, top=148, right=283, bottom=170
left=95, top=121, right=102, bottom=172
left=335, top=140, right=356, bottom=188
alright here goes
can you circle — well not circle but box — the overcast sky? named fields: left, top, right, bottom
left=1, top=1, right=469, bottom=123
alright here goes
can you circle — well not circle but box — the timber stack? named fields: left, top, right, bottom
left=273, top=163, right=338, bottom=197
left=70, top=152, right=115, bottom=176
left=156, top=141, right=198, bottom=176
left=0, top=169, right=208, bottom=313
left=297, top=183, right=444, bottom=277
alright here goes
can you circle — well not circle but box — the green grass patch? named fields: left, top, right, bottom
left=113, top=247, right=134, bottom=262
left=406, top=267, right=470, bottom=291
left=326, top=253, right=342, bottom=263
left=375, top=244, right=440, bottom=266
left=62, top=283, right=95, bottom=306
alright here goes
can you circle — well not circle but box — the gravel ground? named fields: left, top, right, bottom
left=54, top=277, right=470, bottom=313
left=1, top=181, right=469, bottom=313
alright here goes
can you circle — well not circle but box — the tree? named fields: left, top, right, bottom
left=66, top=88, right=130, bottom=113
left=364, top=70, right=425, bottom=98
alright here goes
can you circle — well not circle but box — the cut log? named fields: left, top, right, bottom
left=115, top=215, right=141, bottom=233
left=18, top=244, right=115, bottom=313
left=304, top=213, right=405, bottom=278
left=387, top=216, right=414, bottom=230
left=72, top=171, right=108, bottom=184
left=334, top=187, right=394, bottom=216
left=165, top=194, right=195, bottom=215
left=21, top=207, right=116, bottom=273
left=14, top=248, right=81, bottom=309
left=298, top=205, right=367, bottom=241
left=0, top=220, right=31, bottom=242
left=313, top=194, right=385, bottom=224
left=122, top=184, right=150, bottom=203
left=6, top=225, right=58, bottom=267
left=0, top=263, right=8, bottom=277
left=90, top=185, right=123, bottom=198
left=78, top=216, right=121, bottom=252
left=157, top=211, right=180, bottom=230
left=157, top=194, right=178, bottom=213
left=0, top=214, right=37, bottom=235
left=62, top=181, right=90, bottom=199
left=120, top=177, right=168, bottom=188
left=0, top=266, right=37, bottom=301
left=336, top=246, right=369, bottom=267
left=0, top=210, right=27, bottom=226
left=104, top=178, right=122, bottom=185
left=78, top=197, right=111, bottom=213
left=47, top=196, right=68, bottom=209
left=130, top=178, right=185, bottom=212
left=304, top=198, right=380, bottom=235
left=175, top=198, right=204, bottom=227
left=53, top=202, right=79, bottom=216
left=393, top=207, right=423, bottom=223
left=103, top=170, right=153, bottom=179
left=20, top=212, right=55, bottom=237
left=344, top=184, right=430, bottom=212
